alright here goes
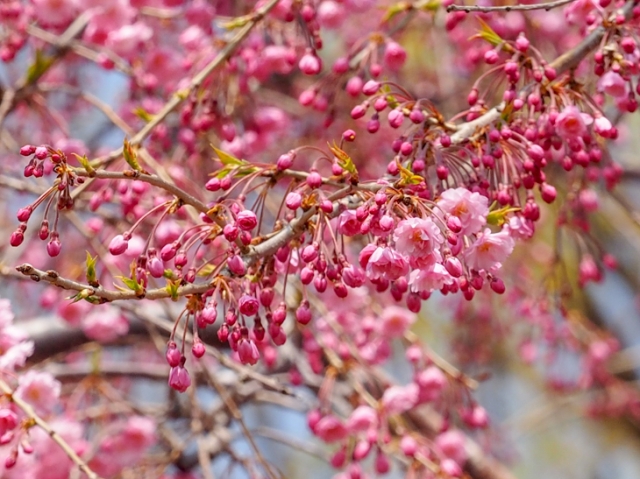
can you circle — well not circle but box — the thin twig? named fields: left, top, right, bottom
left=447, top=0, right=575, bottom=13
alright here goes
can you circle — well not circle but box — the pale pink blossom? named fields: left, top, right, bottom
left=366, top=247, right=409, bottom=281
left=380, top=306, right=416, bottom=337
left=415, top=366, right=447, bottom=402
left=506, top=216, right=534, bottom=240
left=555, top=106, right=592, bottom=140
left=464, top=228, right=515, bottom=271
left=381, top=383, right=418, bottom=414
left=82, top=306, right=129, bottom=342
left=0, top=341, right=34, bottom=371
left=409, top=263, right=454, bottom=293
left=393, top=217, right=444, bottom=268
left=435, top=430, right=468, bottom=465
left=106, top=23, right=153, bottom=60
left=15, top=371, right=61, bottom=416
left=31, top=0, right=78, bottom=26
left=437, top=188, right=489, bottom=235
left=598, top=71, right=628, bottom=99
left=337, top=210, right=361, bottom=236
left=346, top=405, right=378, bottom=432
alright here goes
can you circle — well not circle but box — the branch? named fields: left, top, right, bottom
left=74, top=169, right=209, bottom=214
left=0, top=378, right=103, bottom=479
left=447, top=0, right=575, bottom=12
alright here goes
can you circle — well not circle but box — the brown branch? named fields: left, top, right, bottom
left=447, top=0, right=575, bottom=12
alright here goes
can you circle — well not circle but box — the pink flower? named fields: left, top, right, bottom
left=464, top=228, right=515, bottom=271
left=380, top=306, right=416, bottom=337
left=15, top=371, right=61, bottom=416
left=105, top=23, right=153, bottom=59
left=416, top=366, right=447, bottom=402
left=32, top=0, right=78, bottom=26
left=381, top=383, right=418, bottom=414
left=314, top=415, right=347, bottom=443
left=236, top=210, right=257, bottom=231
left=237, top=339, right=260, bottom=365
left=437, top=188, right=489, bottom=235
left=366, top=247, right=409, bottom=281
left=82, top=306, right=129, bottom=342
left=169, top=365, right=191, bottom=393
left=409, top=263, right=454, bottom=293
left=337, top=210, right=361, bottom=236
left=555, top=106, right=592, bottom=140
left=0, top=341, right=34, bottom=371
left=238, top=295, right=259, bottom=316
left=598, top=71, right=628, bottom=98
left=393, top=217, right=444, bottom=268
left=435, top=430, right=468, bottom=465
left=317, top=1, right=345, bottom=29
left=346, top=405, right=378, bottom=432
left=506, top=216, right=534, bottom=240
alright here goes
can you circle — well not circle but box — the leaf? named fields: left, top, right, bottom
left=396, top=160, right=424, bottom=186
left=474, top=18, right=504, bottom=47
left=85, top=252, right=99, bottom=287
left=132, top=107, right=153, bottom=123
left=212, top=146, right=245, bottom=167
left=123, top=139, right=141, bottom=171
left=72, top=153, right=95, bottom=175
left=26, top=50, right=55, bottom=84
left=328, top=142, right=359, bottom=179
left=165, top=279, right=180, bottom=301
left=486, top=204, right=520, bottom=226
left=381, top=2, right=408, bottom=23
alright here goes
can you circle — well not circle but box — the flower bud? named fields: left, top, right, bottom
left=108, top=234, right=129, bottom=255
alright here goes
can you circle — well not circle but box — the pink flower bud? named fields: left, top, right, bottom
left=285, top=192, right=302, bottom=210
left=296, top=301, right=312, bottom=324
left=16, top=207, right=32, bottom=222
left=347, top=405, right=378, bottom=432
left=299, top=51, right=322, bottom=75
left=168, top=365, right=191, bottom=393
left=47, top=236, right=61, bottom=257
left=238, top=339, right=260, bottom=365
left=350, top=104, right=367, bottom=119
left=205, top=177, right=221, bottom=191
left=307, top=171, right=322, bottom=189
left=444, top=257, right=463, bottom=277
left=236, top=210, right=257, bottom=231
left=238, top=295, right=260, bottom=316
left=160, top=242, right=178, bottom=261
left=375, top=451, right=390, bottom=474
left=192, top=341, right=206, bottom=358
left=388, top=109, right=404, bottom=128
left=109, top=234, right=129, bottom=255
left=384, top=41, right=407, bottom=70
left=346, top=76, right=363, bottom=96
left=34, top=146, right=48, bottom=160
left=223, top=224, right=239, bottom=241
left=277, top=153, right=294, bottom=170
left=20, top=145, right=36, bottom=156
left=10, top=229, right=24, bottom=247
left=400, top=435, right=418, bottom=456
left=540, top=183, right=557, bottom=203
left=362, top=80, right=380, bottom=95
